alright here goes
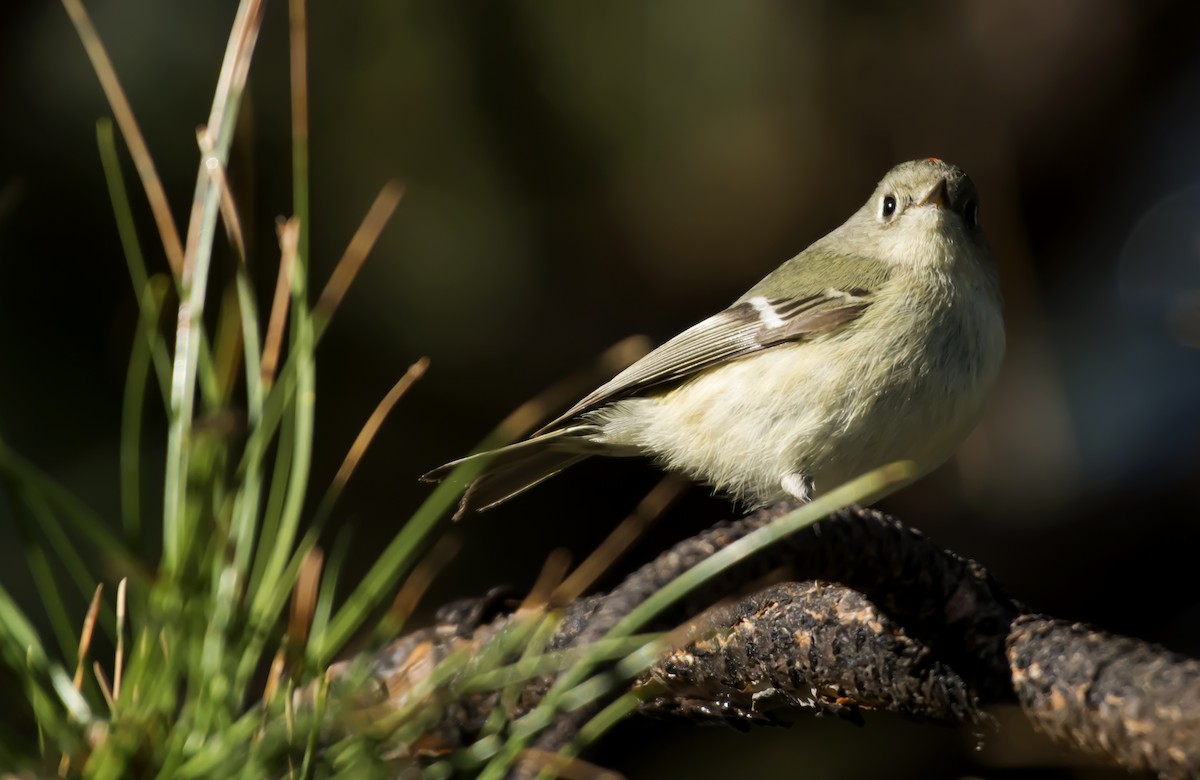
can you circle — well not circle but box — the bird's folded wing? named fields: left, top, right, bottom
left=534, top=288, right=872, bottom=434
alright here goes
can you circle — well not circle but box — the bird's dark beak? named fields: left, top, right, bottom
left=919, top=177, right=950, bottom=209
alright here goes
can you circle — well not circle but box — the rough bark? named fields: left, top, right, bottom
left=332, top=503, right=1200, bottom=779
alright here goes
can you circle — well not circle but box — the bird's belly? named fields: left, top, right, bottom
left=595, top=338, right=991, bottom=505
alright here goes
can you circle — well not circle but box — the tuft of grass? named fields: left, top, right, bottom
left=0, top=0, right=456, bottom=775
left=0, top=1, right=908, bottom=777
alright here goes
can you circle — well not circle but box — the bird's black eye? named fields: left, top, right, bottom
left=881, top=195, right=897, bottom=219
left=964, top=199, right=978, bottom=227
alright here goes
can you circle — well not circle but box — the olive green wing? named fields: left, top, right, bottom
left=533, top=286, right=874, bottom=435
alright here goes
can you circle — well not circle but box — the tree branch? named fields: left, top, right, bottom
left=331, top=503, right=1200, bottom=779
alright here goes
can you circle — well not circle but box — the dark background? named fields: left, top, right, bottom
left=2, top=1, right=1200, bottom=777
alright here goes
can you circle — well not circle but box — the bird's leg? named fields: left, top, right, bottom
left=780, top=473, right=813, bottom=502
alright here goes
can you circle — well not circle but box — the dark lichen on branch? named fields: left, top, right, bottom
left=329, top=504, right=1200, bottom=779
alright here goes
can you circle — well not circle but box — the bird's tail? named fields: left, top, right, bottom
left=421, top=425, right=601, bottom=519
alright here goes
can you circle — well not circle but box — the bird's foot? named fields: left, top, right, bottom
left=780, top=473, right=813, bottom=502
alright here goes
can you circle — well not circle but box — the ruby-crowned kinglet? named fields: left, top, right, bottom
left=425, top=158, right=1005, bottom=518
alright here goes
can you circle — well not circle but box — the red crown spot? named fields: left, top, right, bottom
left=927, top=157, right=941, bottom=163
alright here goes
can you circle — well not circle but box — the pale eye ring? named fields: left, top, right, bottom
left=881, top=195, right=897, bottom=218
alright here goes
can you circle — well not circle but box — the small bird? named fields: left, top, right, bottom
left=425, top=158, right=1005, bottom=518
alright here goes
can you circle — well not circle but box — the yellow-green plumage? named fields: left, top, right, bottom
left=424, top=159, right=1005, bottom=518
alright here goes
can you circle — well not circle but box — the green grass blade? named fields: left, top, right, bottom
left=454, top=633, right=659, bottom=696
left=609, top=463, right=912, bottom=639
left=0, top=585, right=85, bottom=752
left=310, top=420, right=531, bottom=665
left=163, top=0, right=266, bottom=579
left=0, top=466, right=118, bottom=647
left=245, top=393, right=296, bottom=602
left=243, top=0, right=318, bottom=658
left=233, top=529, right=319, bottom=695
left=309, top=479, right=456, bottom=665
left=481, top=462, right=917, bottom=778
left=8, top=515, right=75, bottom=662
left=97, top=119, right=172, bottom=404
left=119, top=275, right=171, bottom=549
left=310, top=529, right=351, bottom=648
left=227, top=264, right=266, bottom=581
left=251, top=314, right=315, bottom=642
left=0, top=439, right=127, bottom=563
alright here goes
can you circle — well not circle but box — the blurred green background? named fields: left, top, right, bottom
left=2, top=1, right=1200, bottom=777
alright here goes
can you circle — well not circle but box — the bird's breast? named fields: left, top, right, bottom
left=594, top=271, right=1004, bottom=504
